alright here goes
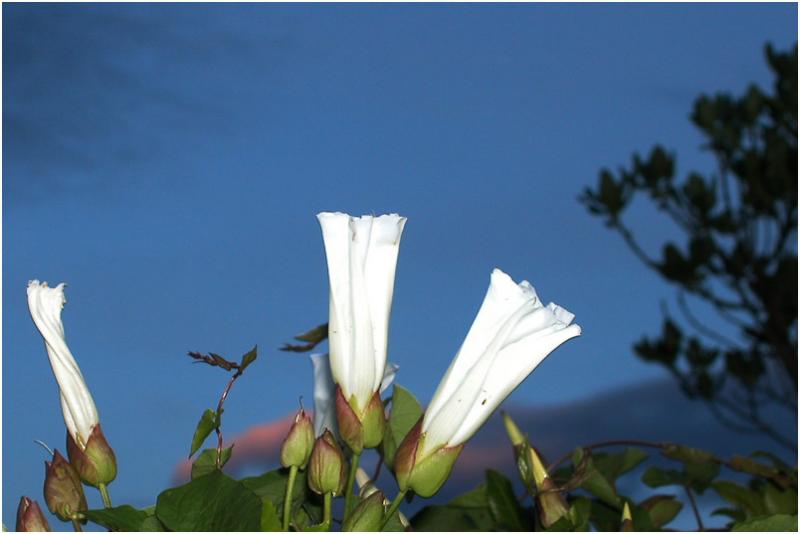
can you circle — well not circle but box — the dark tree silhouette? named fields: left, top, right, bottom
left=581, top=44, right=797, bottom=450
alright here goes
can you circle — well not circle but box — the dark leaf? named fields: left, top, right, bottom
left=155, top=470, right=262, bottom=531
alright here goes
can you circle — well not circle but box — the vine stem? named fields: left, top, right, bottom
left=322, top=493, right=332, bottom=531
left=98, top=483, right=113, bottom=509
left=71, top=518, right=83, bottom=532
left=380, top=490, right=407, bottom=530
left=282, top=465, right=298, bottom=531
left=343, top=451, right=361, bottom=517
left=215, top=368, right=244, bottom=468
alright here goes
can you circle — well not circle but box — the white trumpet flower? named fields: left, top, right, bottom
left=27, top=281, right=99, bottom=448
left=420, top=269, right=581, bottom=456
left=317, top=212, right=406, bottom=413
left=310, top=352, right=398, bottom=437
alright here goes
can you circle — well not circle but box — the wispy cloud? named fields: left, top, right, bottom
left=4, top=4, right=296, bottom=201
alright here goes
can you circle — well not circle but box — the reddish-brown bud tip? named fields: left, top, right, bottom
left=16, top=497, right=51, bottom=532
left=44, top=450, right=87, bottom=522
left=335, top=385, right=364, bottom=453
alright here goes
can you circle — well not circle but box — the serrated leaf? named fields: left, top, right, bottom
left=260, top=500, right=281, bottom=531
left=732, top=514, right=798, bottom=532
left=485, top=469, right=526, bottom=531
left=190, top=409, right=217, bottom=458
left=382, top=385, right=422, bottom=469
left=240, top=346, right=257, bottom=372
left=191, top=446, right=233, bottom=479
left=84, top=505, right=163, bottom=532
left=155, top=470, right=262, bottom=531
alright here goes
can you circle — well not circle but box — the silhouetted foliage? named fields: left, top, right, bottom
left=581, top=44, right=797, bottom=450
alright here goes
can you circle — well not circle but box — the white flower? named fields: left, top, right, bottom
left=310, top=352, right=398, bottom=437
left=317, top=212, right=406, bottom=413
left=27, top=280, right=99, bottom=448
left=419, top=269, right=581, bottom=456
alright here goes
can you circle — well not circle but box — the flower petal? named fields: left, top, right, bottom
left=27, top=280, right=98, bottom=446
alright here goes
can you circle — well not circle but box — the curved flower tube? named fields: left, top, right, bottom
left=27, top=281, right=99, bottom=448
left=395, top=269, right=581, bottom=497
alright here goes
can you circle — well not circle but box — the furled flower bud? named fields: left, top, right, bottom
left=335, top=386, right=385, bottom=454
left=44, top=450, right=87, bottom=522
left=527, top=446, right=568, bottom=528
left=393, top=419, right=463, bottom=498
left=16, top=497, right=51, bottom=532
left=281, top=408, right=315, bottom=469
left=66, top=424, right=117, bottom=487
left=621, top=502, right=634, bottom=532
left=342, top=491, right=385, bottom=532
left=308, top=429, right=346, bottom=495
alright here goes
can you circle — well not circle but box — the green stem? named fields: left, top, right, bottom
left=323, top=493, right=332, bottom=531
left=380, top=490, right=407, bottom=530
left=282, top=465, right=298, bottom=531
left=343, top=451, right=361, bottom=517
left=97, top=483, right=113, bottom=509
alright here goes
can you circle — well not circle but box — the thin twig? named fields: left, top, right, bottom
left=215, top=367, right=244, bottom=468
left=684, top=484, right=704, bottom=531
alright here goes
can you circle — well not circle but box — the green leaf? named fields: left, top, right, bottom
left=190, top=409, right=217, bottom=458
left=639, top=495, right=683, bottom=528
left=84, top=505, right=163, bottom=532
left=713, top=480, right=767, bottom=518
left=642, top=466, right=686, bottom=488
left=260, top=500, right=281, bottom=532
left=191, top=446, right=233, bottom=479
left=574, top=453, right=619, bottom=507
left=411, top=484, right=495, bottom=531
left=241, top=468, right=322, bottom=527
left=567, top=497, right=592, bottom=531
left=732, top=514, right=798, bottom=532
left=239, top=346, right=258, bottom=372
left=592, top=448, right=649, bottom=483
left=762, top=483, right=798, bottom=515
left=485, top=470, right=526, bottom=531
left=155, top=470, right=262, bottom=531
left=382, top=385, right=422, bottom=469
left=661, top=444, right=720, bottom=490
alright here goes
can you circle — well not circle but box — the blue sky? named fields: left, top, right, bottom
left=3, top=2, right=796, bottom=526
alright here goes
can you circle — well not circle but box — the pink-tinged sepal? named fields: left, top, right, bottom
left=336, top=385, right=365, bottom=453
left=16, top=497, right=51, bottom=532
left=280, top=408, right=315, bottom=469
left=66, top=424, right=117, bottom=487
left=308, top=429, right=346, bottom=496
left=393, top=418, right=423, bottom=491
left=44, top=450, right=87, bottom=522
